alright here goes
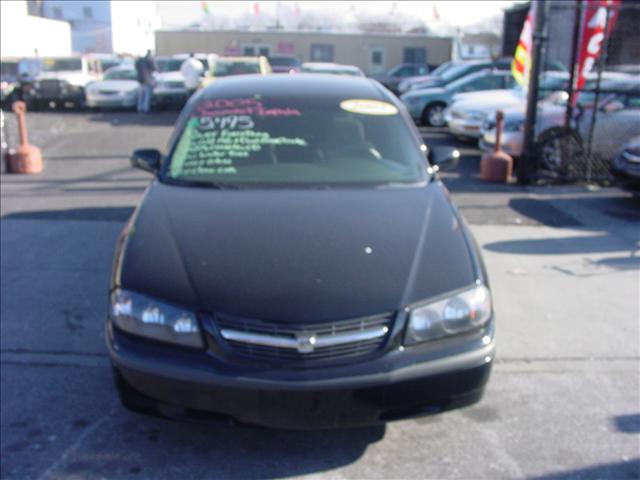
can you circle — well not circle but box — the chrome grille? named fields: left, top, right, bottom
left=39, top=79, right=63, bottom=95
left=214, top=313, right=393, bottom=365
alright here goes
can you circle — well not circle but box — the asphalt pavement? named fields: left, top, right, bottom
left=1, top=110, right=639, bottom=480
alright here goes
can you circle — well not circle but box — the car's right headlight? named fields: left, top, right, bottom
left=404, top=284, right=492, bottom=345
left=110, top=288, right=203, bottom=348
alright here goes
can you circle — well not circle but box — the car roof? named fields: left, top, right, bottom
left=199, top=74, right=385, bottom=101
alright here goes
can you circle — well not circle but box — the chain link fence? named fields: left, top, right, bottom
left=530, top=0, right=639, bottom=184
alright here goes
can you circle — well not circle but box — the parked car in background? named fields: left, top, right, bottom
left=200, top=56, right=271, bottom=88
left=611, top=136, right=640, bottom=192
left=399, top=58, right=566, bottom=94
left=109, top=74, right=494, bottom=429
left=153, top=56, right=189, bottom=108
left=445, top=72, right=570, bottom=140
left=1, top=58, right=19, bottom=109
left=33, top=56, right=102, bottom=109
left=89, top=54, right=126, bottom=73
left=86, top=66, right=138, bottom=109
left=401, top=69, right=517, bottom=126
left=370, top=63, right=429, bottom=94
left=300, top=62, right=364, bottom=76
left=268, top=55, right=301, bottom=73
left=480, top=78, right=640, bottom=167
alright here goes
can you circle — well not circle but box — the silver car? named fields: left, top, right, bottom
left=86, top=66, right=138, bottom=109
left=480, top=77, right=640, bottom=165
left=445, top=73, right=570, bottom=140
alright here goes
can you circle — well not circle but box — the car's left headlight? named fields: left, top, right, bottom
left=110, top=288, right=203, bottom=348
left=405, top=284, right=492, bottom=345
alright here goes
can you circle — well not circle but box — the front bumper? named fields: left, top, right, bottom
left=152, top=89, right=189, bottom=106
left=480, top=130, right=523, bottom=157
left=107, top=316, right=495, bottom=429
left=87, top=94, right=137, bottom=108
left=448, top=118, right=484, bottom=139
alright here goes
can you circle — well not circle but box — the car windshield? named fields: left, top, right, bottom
left=166, top=96, right=425, bottom=186
left=440, top=64, right=475, bottom=82
left=41, top=58, right=82, bottom=72
left=156, top=59, right=182, bottom=72
left=213, top=61, right=260, bottom=76
left=104, top=69, right=137, bottom=81
left=269, top=57, right=299, bottom=67
left=431, top=62, right=453, bottom=76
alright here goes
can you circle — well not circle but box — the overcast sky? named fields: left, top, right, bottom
left=155, top=1, right=521, bottom=31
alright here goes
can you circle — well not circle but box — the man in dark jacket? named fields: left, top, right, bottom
left=135, top=50, right=155, bottom=113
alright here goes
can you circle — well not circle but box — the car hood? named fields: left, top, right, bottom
left=117, top=182, right=477, bottom=323
left=410, top=76, right=445, bottom=89
left=88, top=79, right=138, bottom=92
left=404, top=87, right=447, bottom=100
left=38, top=71, right=87, bottom=83
left=451, top=90, right=525, bottom=110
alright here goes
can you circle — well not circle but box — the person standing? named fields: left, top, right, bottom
left=180, top=53, right=204, bottom=97
left=135, top=50, right=155, bottom=113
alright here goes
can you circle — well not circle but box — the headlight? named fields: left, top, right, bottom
left=405, top=284, right=492, bottom=345
left=110, top=289, right=203, bottom=348
left=155, top=81, right=166, bottom=89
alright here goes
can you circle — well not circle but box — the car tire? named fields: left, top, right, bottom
left=536, top=126, right=585, bottom=179
left=422, top=102, right=447, bottom=127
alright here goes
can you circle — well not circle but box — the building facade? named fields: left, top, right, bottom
left=1, top=1, right=71, bottom=58
left=155, top=30, right=453, bottom=74
left=39, top=0, right=113, bottom=53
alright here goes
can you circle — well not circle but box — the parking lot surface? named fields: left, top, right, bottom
left=1, top=111, right=639, bottom=479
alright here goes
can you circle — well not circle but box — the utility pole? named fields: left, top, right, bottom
left=565, top=1, right=583, bottom=128
left=518, top=0, right=548, bottom=185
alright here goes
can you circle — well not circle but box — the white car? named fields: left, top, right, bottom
left=445, top=73, right=570, bottom=140
left=153, top=55, right=214, bottom=108
left=445, top=89, right=527, bottom=139
left=480, top=77, right=640, bottom=165
left=86, top=66, right=138, bottom=109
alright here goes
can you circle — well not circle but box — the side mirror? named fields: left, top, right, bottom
left=131, top=149, right=161, bottom=174
left=428, top=146, right=460, bottom=172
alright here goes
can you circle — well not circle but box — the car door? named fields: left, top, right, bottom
left=590, top=93, right=640, bottom=160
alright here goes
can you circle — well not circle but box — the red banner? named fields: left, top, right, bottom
left=574, top=0, right=620, bottom=93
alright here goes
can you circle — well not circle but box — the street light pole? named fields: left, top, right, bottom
left=518, top=0, right=548, bottom=185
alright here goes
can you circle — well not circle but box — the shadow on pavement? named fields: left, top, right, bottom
left=2, top=207, right=134, bottom=222
left=613, top=413, right=640, bottom=434
left=508, top=198, right=582, bottom=227
left=529, top=458, right=640, bottom=480
left=483, top=233, right=638, bottom=256
left=87, top=111, right=180, bottom=127
left=56, top=411, right=386, bottom=479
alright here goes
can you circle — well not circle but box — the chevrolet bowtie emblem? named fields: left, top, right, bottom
left=295, top=333, right=316, bottom=353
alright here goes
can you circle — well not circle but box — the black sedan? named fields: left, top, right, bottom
left=107, top=74, right=495, bottom=429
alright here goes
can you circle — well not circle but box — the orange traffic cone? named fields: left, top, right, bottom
left=480, top=110, right=513, bottom=183
left=6, top=101, right=43, bottom=174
